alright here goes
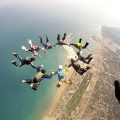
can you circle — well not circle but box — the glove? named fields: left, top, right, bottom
left=21, top=46, right=26, bottom=50
left=28, top=39, right=32, bottom=44
left=51, top=70, right=54, bottom=75
left=40, top=65, right=43, bottom=68
left=41, top=48, right=45, bottom=50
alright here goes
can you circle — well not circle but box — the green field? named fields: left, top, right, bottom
left=65, top=72, right=93, bottom=116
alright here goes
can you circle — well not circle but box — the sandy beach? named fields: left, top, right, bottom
left=42, top=67, right=74, bottom=120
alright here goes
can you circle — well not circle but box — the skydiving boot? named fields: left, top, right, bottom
left=13, top=52, right=18, bottom=57
left=22, top=80, right=28, bottom=83
left=11, top=60, right=17, bottom=66
left=56, top=82, right=62, bottom=88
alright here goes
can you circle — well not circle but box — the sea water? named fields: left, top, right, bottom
left=0, top=1, right=102, bottom=120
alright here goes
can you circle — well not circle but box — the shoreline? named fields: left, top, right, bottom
left=41, top=32, right=96, bottom=120
left=42, top=68, right=74, bottom=120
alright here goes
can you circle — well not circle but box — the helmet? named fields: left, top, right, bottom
left=71, top=59, right=75, bottom=63
left=76, top=52, right=80, bottom=55
left=58, top=65, right=63, bottom=69
left=31, top=56, right=35, bottom=61
left=41, top=69, right=46, bottom=73
left=48, top=45, right=52, bottom=49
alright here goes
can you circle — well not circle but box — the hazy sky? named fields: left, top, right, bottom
left=0, top=0, right=120, bottom=27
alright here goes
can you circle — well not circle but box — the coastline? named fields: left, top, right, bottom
left=41, top=32, right=96, bottom=120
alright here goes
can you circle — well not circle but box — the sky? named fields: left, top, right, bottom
left=0, top=0, right=120, bottom=28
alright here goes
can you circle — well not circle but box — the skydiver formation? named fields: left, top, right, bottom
left=11, top=33, right=93, bottom=91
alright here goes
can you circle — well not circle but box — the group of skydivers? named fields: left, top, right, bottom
left=11, top=33, right=93, bottom=91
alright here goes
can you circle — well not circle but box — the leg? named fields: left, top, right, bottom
left=22, top=79, right=33, bottom=84
left=57, top=34, right=60, bottom=41
left=85, top=54, right=92, bottom=60
left=86, top=57, right=93, bottom=64
left=11, top=60, right=19, bottom=67
left=13, top=53, right=23, bottom=61
left=30, top=83, right=39, bottom=91
left=46, top=35, right=49, bottom=43
left=78, top=68, right=87, bottom=75
left=82, top=42, right=89, bottom=49
left=62, top=33, right=66, bottom=40
left=17, top=55, right=23, bottom=62
left=39, top=36, right=45, bottom=46
left=11, top=60, right=24, bottom=67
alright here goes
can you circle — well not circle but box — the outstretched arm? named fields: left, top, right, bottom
left=21, top=46, right=30, bottom=52
left=67, top=63, right=72, bottom=67
left=41, top=48, right=48, bottom=54
left=43, top=74, right=53, bottom=79
left=28, top=39, right=33, bottom=48
left=79, top=38, right=82, bottom=43
left=30, top=63, right=43, bottom=72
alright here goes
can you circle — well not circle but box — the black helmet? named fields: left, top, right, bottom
left=31, top=56, right=35, bottom=61
left=76, top=52, right=80, bottom=55
left=71, top=59, right=75, bottom=63
left=41, top=69, right=46, bottom=73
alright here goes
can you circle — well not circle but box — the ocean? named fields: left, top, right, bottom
left=0, top=1, right=105, bottom=120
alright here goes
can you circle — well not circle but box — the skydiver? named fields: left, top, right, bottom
left=11, top=52, right=42, bottom=70
left=21, top=39, right=48, bottom=57
left=39, top=34, right=56, bottom=50
left=22, top=69, right=53, bottom=91
left=55, top=33, right=69, bottom=46
left=76, top=52, right=93, bottom=64
left=114, top=80, right=120, bottom=104
left=52, top=65, right=72, bottom=88
left=67, top=59, right=91, bottom=75
left=70, top=38, right=89, bottom=52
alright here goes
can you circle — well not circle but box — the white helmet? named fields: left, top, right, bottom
left=58, top=65, right=63, bottom=69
